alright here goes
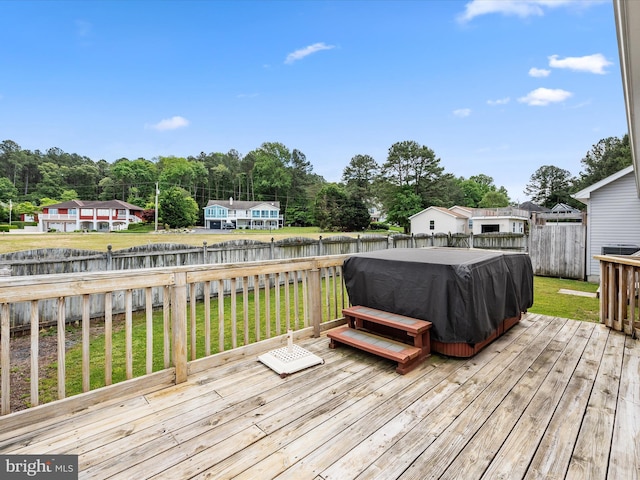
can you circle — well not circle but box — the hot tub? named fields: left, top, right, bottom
left=342, top=247, right=534, bottom=357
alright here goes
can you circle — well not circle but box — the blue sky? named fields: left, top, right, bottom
left=0, top=0, right=626, bottom=202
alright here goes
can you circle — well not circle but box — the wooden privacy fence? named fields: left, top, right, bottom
left=528, top=223, right=586, bottom=279
left=596, top=254, right=640, bottom=337
left=0, top=255, right=350, bottom=416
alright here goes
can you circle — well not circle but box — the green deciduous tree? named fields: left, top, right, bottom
left=575, top=135, right=632, bottom=190
left=159, top=186, right=199, bottom=228
left=386, top=187, right=423, bottom=233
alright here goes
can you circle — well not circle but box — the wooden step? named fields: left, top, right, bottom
left=343, top=306, right=431, bottom=335
left=327, top=325, right=423, bottom=374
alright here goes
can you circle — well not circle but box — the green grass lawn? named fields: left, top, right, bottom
left=529, top=276, right=600, bottom=322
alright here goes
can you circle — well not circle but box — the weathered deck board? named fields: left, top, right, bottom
left=0, top=313, right=637, bottom=480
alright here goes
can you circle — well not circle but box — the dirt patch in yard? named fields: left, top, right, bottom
left=6, top=322, right=107, bottom=412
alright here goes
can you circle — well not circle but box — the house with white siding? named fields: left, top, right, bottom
left=573, top=165, right=640, bottom=282
left=203, top=198, right=283, bottom=230
left=409, top=206, right=471, bottom=235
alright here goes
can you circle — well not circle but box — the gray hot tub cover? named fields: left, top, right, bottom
left=342, top=248, right=534, bottom=345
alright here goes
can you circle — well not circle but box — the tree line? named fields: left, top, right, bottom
left=0, top=135, right=630, bottom=230
left=524, top=135, right=632, bottom=209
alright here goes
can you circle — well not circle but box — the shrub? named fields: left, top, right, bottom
left=369, top=222, right=390, bottom=231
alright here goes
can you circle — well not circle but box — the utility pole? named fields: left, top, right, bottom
left=155, top=183, right=159, bottom=232
left=8, top=199, right=11, bottom=225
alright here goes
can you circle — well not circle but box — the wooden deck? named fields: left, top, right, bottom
left=0, top=313, right=638, bottom=479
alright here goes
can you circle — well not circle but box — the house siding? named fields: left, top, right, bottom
left=586, top=172, right=640, bottom=281
left=410, top=209, right=466, bottom=234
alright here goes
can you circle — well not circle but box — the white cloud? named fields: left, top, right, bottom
left=548, top=53, right=612, bottom=74
left=487, top=97, right=510, bottom=106
left=147, top=116, right=190, bottom=131
left=285, top=42, right=335, bottom=64
left=529, top=67, right=550, bottom=78
left=453, top=108, right=472, bottom=118
left=518, top=87, right=572, bottom=106
left=457, top=0, right=604, bottom=23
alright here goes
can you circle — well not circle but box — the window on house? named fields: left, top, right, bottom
left=80, top=208, right=93, bottom=216
left=48, top=208, right=58, bottom=215
left=429, top=220, right=435, bottom=230
left=481, top=224, right=500, bottom=233
left=512, top=222, right=516, bottom=233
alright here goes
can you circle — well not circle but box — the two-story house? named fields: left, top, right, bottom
left=39, top=200, right=145, bottom=232
left=203, top=198, right=283, bottom=230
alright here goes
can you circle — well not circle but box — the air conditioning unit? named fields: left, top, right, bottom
left=601, top=244, right=640, bottom=255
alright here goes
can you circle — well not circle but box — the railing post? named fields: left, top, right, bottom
left=308, top=264, right=322, bottom=338
left=171, top=272, right=188, bottom=383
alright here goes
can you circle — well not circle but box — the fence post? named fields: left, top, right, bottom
left=171, top=272, right=188, bottom=383
left=106, top=244, right=113, bottom=270
left=308, top=264, right=322, bottom=338
left=202, top=241, right=208, bottom=264
left=356, top=234, right=361, bottom=253
left=270, top=237, right=275, bottom=260
left=318, top=236, right=323, bottom=256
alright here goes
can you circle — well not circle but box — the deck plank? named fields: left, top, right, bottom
left=566, top=328, right=626, bottom=480
left=607, top=337, right=640, bottom=480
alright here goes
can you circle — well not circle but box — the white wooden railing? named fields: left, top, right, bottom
left=0, top=255, right=349, bottom=417
left=595, top=254, right=640, bottom=337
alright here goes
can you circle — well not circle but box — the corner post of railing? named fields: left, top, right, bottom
left=106, top=244, right=113, bottom=270
left=308, top=262, right=322, bottom=338
left=202, top=241, right=208, bottom=264
left=171, top=271, right=188, bottom=383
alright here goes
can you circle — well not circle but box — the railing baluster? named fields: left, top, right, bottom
left=82, top=294, right=91, bottom=392
left=30, top=300, right=39, bottom=407
left=254, top=274, right=261, bottom=341
left=1, top=303, right=10, bottom=415
left=218, top=279, right=224, bottom=352
left=284, top=271, right=291, bottom=331
left=57, top=297, right=65, bottom=400
left=125, top=289, right=133, bottom=380
left=302, top=270, right=308, bottom=327
left=230, top=277, right=237, bottom=349
left=204, top=280, right=211, bottom=356
left=163, top=286, right=170, bottom=369
left=171, top=272, right=187, bottom=384
left=242, top=276, right=249, bottom=345
left=146, top=287, right=153, bottom=375
left=293, top=271, right=300, bottom=330
left=190, top=282, right=197, bottom=361
left=275, top=273, right=282, bottom=335
left=105, top=292, right=112, bottom=385
left=265, top=274, right=271, bottom=339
